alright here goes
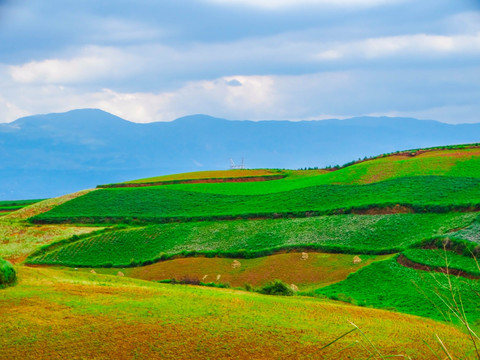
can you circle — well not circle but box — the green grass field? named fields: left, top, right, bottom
left=316, top=257, right=480, bottom=325
left=3, top=146, right=480, bottom=359
left=136, top=147, right=480, bottom=196
left=29, top=147, right=480, bottom=224
left=26, top=213, right=476, bottom=267
left=0, top=218, right=103, bottom=264
left=402, top=249, right=480, bottom=276
left=0, top=266, right=476, bottom=359
left=31, top=176, right=480, bottom=224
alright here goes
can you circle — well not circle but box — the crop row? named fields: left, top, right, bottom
left=32, top=176, right=480, bottom=224
left=27, top=213, right=476, bottom=267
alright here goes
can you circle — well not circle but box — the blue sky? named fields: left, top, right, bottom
left=0, top=0, right=479, bottom=123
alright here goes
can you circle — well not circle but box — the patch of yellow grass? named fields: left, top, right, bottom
left=0, top=221, right=103, bottom=264
left=4, top=189, right=96, bottom=220
left=126, top=252, right=393, bottom=290
left=0, top=189, right=103, bottom=263
left=124, top=169, right=280, bottom=183
left=0, top=266, right=475, bottom=359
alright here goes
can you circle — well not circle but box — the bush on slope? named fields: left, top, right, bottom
left=0, top=258, right=16, bottom=289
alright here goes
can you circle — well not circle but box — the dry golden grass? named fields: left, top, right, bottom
left=0, top=266, right=476, bottom=359
left=4, top=189, right=96, bottom=220
left=0, top=222, right=102, bottom=264
left=0, top=190, right=102, bottom=263
left=124, top=169, right=279, bottom=183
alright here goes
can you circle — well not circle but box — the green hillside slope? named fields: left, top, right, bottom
left=316, top=257, right=480, bottom=324
left=27, top=213, right=476, bottom=267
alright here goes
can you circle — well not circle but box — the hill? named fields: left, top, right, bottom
left=31, top=146, right=480, bottom=224
left=3, top=108, right=480, bottom=199
left=2, top=144, right=480, bottom=358
left=0, top=266, right=476, bottom=359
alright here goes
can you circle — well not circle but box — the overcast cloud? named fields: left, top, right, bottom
left=0, top=0, right=479, bottom=123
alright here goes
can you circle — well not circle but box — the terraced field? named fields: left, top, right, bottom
left=126, top=169, right=283, bottom=182
left=3, top=145, right=480, bottom=359
left=31, top=176, right=480, bottom=224
left=26, top=213, right=476, bottom=267
left=99, top=169, right=287, bottom=188
left=28, top=147, right=480, bottom=224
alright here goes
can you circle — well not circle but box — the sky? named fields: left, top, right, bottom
left=0, top=0, right=479, bottom=124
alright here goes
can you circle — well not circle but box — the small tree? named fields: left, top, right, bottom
left=258, top=280, right=294, bottom=296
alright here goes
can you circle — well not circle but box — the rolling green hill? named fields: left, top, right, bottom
left=4, top=145, right=480, bottom=359
left=31, top=176, right=480, bottom=224
left=31, top=147, right=480, bottom=224
left=27, top=213, right=476, bottom=267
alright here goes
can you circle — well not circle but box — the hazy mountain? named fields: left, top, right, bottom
left=1, top=108, right=480, bottom=200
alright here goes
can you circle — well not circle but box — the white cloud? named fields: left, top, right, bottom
left=0, top=72, right=353, bottom=123
left=0, top=96, right=29, bottom=123
left=369, top=105, right=480, bottom=124
left=314, top=33, right=480, bottom=61
left=1, top=67, right=480, bottom=125
left=9, top=46, right=142, bottom=84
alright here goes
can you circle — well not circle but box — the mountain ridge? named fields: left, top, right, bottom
left=2, top=108, right=480, bottom=200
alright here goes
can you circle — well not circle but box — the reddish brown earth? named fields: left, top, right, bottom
left=98, top=175, right=285, bottom=188
left=397, top=254, right=480, bottom=279
left=128, top=252, right=389, bottom=290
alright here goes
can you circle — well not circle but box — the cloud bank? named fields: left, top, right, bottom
left=0, top=0, right=479, bottom=123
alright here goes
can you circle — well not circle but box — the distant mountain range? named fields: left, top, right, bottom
left=1, top=108, right=480, bottom=200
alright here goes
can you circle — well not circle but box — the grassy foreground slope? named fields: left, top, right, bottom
left=26, top=213, right=476, bottom=267
left=0, top=266, right=476, bottom=359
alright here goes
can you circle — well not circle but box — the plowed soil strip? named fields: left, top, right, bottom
left=397, top=254, right=480, bottom=279
left=98, top=175, right=285, bottom=188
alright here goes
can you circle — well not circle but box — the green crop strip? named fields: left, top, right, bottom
left=31, top=176, right=480, bottom=224
left=27, top=213, right=476, bottom=267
